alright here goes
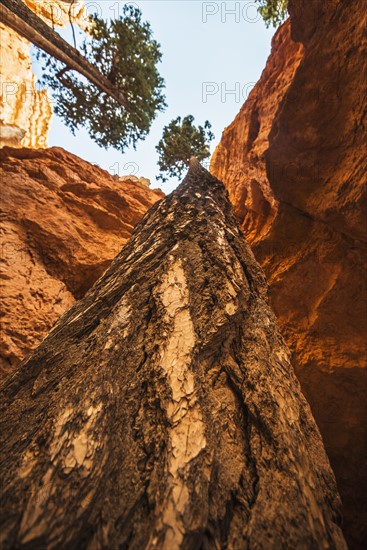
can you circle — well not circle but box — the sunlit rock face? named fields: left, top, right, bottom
left=23, top=0, right=85, bottom=26
left=0, top=160, right=346, bottom=549
left=0, top=146, right=163, bottom=378
left=211, top=1, right=367, bottom=548
left=0, top=1, right=85, bottom=148
left=0, top=21, right=52, bottom=148
left=211, top=20, right=304, bottom=244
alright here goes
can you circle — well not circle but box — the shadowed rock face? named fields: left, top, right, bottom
left=0, top=161, right=346, bottom=549
left=211, top=1, right=367, bottom=547
left=0, top=146, right=163, bottom=378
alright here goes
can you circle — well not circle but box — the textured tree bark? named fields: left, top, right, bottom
left=0, top=0, right=130, bottom=111
left=0, top=160, right=346, bottom=549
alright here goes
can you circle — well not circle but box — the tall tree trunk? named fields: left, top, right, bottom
left=0, top=0, right=130, bottom=111
left=0, top=160, right=346, bottom=549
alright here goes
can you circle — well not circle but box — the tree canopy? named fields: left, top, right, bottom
left=256, top=0, right=289, bottom=27
left=156, top=116, right=214, bottom=182
left=38, top=5, right=166, bottom=152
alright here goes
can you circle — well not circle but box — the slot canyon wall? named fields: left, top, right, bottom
left=211, top=0, right=367, bottom=547
left=0, top=146, right=163, bottom=378
left=0, top=0, right=365, bottom=547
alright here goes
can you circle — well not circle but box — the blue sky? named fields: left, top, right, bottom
left=33, top=1, right=276, bottom=193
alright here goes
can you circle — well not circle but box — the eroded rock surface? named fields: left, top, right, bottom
left=0, top=160, right=346, bottom=549
left=211, top=20, right=303, bottom=243
left=0, top=20, right=52, bottom=148
left=211, top=1, right=367, bottom=547
left=0, top=146, right=163, bottom=377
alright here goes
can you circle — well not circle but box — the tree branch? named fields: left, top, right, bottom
left=0, top=0, right=134, bottom=115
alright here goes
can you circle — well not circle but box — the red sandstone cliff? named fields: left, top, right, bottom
left=211, top=1, right=367, bottom=547
left=211, top=20, right=303, bottom=243
left=0, top=147, right=163, bottom=378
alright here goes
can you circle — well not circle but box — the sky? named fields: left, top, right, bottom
left=32, top=1, right=276, bottom=193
